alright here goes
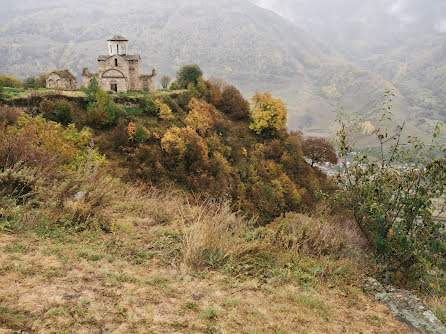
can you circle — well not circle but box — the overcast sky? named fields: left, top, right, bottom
left=252, top=0, right=446, bottom=33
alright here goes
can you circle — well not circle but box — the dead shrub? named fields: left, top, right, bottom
left=42, top=151, right=118, bottom=232
left=0, top=106, right=22, bottom=126
left=0, top=164, right=43, bottom=204
left=55, top=171, right=120, bottom=232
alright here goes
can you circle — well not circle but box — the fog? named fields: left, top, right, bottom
left=253, top=0, right=445, bottom=31
left=249, top=0, right=446, bottom=64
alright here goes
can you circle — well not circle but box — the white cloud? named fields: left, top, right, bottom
left=434, top=19, right=446, bottom=33
left=252, top=0, right=274, bottom=10
left=387, top=0, right=405, bottom=15
left=386, top=0, right=415, bottom=25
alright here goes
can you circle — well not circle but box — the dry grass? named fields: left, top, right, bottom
left=426, top=296, right=446, bottom=325
left=0, top=175, right=419, bottom=333
left=0, top=231, right=414, bottom=334
left=179, top=201, right=270, bottom=270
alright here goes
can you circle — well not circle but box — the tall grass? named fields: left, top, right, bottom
left=176, top=199, right=369, bottom=282
left=179, top=200, right=270, bottom=270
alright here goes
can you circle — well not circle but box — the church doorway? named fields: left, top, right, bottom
left=110, top=83, right=118, bottom=92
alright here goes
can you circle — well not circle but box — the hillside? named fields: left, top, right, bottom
left=1, top=64, right=446, bottom=332
left=252, top=0, right=446, bottom=60
left=364, top=35, right=446, bottom=133
left=0, top=98, right=428, bottom=332
left=0, top=0, right=435, bottom=143
left=253, top=0, right=446, bottom=139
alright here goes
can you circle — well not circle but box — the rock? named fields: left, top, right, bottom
left=362, top=277, right=446, bottom=334
left=74, top=191, right=86, bottom=200
left=362, top=277, right=386, bottom=294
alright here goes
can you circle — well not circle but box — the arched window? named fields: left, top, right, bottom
left=115, top=59, right=118, bottom=67
left=117, top=45, right=119, bottom=53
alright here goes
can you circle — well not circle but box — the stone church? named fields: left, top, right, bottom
left=82, top=35, right=157, bottom=93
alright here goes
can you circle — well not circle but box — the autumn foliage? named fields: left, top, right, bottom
left=219, top=85, right=250, bottom=120
left=302, top=137, right=338, bottom=166
left=0, top=66, right=333, bottom=224
left=250, top=92, right=287, bottom=136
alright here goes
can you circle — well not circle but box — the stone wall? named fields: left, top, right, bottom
left=149, top=76, right=156, bottom=92
left=128, top=60, right=142, bottom=91
left=101, top=77, right=128, bottom=93
left=98, top=55, right=132, bottom=92
left=46, top=73, right=77, bottom=90
left=82, top=75, right=93, bottom=87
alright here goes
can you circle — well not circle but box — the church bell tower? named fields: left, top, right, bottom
left=107, top=35, right=129, bottom=56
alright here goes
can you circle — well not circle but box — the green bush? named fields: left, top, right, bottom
left=177, top=91, right=192, bottom=110
left=52, top=100, right=73, bottom=125
left=23, top=77, right=37, bottom=89
left=161, top=95, right=181, bottom=113
left=134, top=123, right=148, bottom=146
left=169, top=80, right=179, bottom=90
left=83, top=79, right=123, bottom=128
left=23, top=74, right=47, bottom=89
left=139, top=96, right=158, bottom=115
left=39, top=99, right=73, bottom=125
left=176, top=64, right=203, bottom=89
left=81, top=78, right=100, bottom=104
left=333, top=91, right=446, bottom=287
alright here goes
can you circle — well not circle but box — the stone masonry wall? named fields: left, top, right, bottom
left=98, top=55, right=131, bottom=92
left=46, top=73, right=77, bottom=90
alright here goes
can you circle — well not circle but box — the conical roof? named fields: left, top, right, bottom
left=107, top=35, right=128, bottom=41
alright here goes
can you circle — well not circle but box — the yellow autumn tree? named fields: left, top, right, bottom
left=185, top=98, right=221, bottom=136
left=161, top=126, right=209, bottom=169
left=155, top=99, right=174, bottom=120
left=249, top=92, right=287, bottom=136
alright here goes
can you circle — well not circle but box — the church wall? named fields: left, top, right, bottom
left=128, top=60, right=142, bottom=91
left=148, top=76, right=156, bottom=92
left=98, top=55, right=131, bottom=92
left=101, top=77, right=127, bottom=93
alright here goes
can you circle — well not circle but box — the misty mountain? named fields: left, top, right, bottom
left=253, top=0, right=446, bottom=58
left=253, top=0, right=446, bottom=136
left=0, top=0, right=440, bottom=141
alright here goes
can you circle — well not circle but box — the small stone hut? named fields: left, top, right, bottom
left=46, top=70, right=77, bottom=90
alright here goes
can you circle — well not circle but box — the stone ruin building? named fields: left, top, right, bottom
left=46, top=70, right=77, bottom=90
left=82, top=35, right=157, bottom=93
